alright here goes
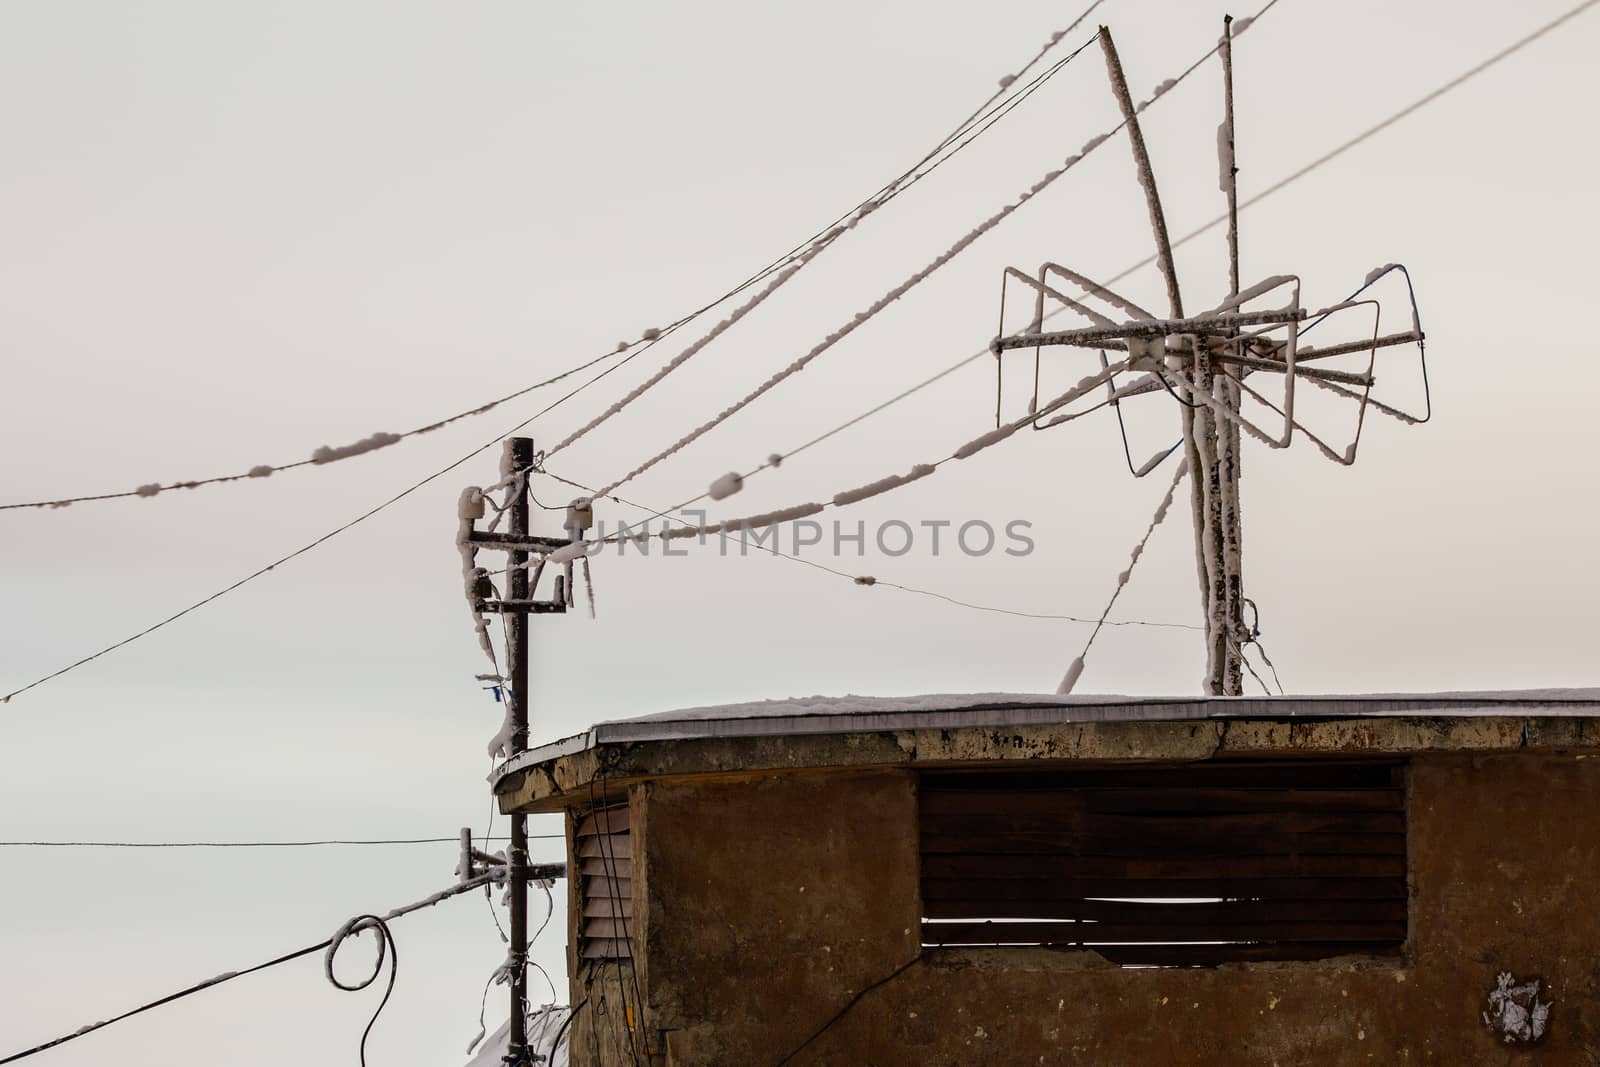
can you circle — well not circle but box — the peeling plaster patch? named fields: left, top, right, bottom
left=1267, top=993, right=1280, bottom=1010
left=1483, top=972, right=1552, bottom=1044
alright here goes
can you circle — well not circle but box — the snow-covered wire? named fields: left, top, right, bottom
left=0, top=870, right=505, bottom=1065
left=3, top=5, right=1106, bottom=517
left=0, top=347, right=636, bottom=513
left=1, top=0, right=1489, bottom=706
left=1055, top=459, right=1189, bottom=694
left=1096, top=0, right=1600, bottom=295
left=584, top=2, right=1281, bottom=501
left=541, top=473, right=1197, bottom=632
left=542, top=20, right=1107, bottom=465
left=557, top=359, right=1128, bottom=556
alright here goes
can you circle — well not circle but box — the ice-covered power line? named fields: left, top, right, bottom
left=541, top=18, right=1106, bottom=463
left=1, top=5, right=1106, bottom=516
left=0, top=346, right=637, bottom=512
left=0, top=868, right=530, bottom=1065
left=1055, top=459, right=1189, bottom=694
left=3, top=0, right=1563, bottom=704
left=583, top=2, right=1281, bottom=502
left=539, top=468, right=1198, bottom=633
left=1098, top=0, right=1600, bottom=293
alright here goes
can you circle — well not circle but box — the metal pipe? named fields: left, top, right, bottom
left=1209, top=352, right=1376, bottom=386
left=994, top=308, right=1304, bottom=351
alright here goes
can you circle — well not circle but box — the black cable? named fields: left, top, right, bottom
left=0, top=836, right=561, bottom=848
left=0, top=872, right=497, bottom=1065
left=549, top=998, right=585, bottom=1066
left=770, top=954, right=922, bottom=1067
left=323, top=915, right=399, bottom=1067
left=588, top=774, right=645, bottom=1067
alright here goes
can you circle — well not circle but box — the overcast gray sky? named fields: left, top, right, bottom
left=3, top=1, right=1598, bottom=1063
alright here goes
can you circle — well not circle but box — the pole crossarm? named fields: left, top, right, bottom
left=468, top=532, right=573, bottom=553
left=480, top=600, right=570, bottom=615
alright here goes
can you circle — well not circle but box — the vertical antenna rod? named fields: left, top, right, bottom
left=1217, top=15, right=1247, bottom=695
left=1100, top=26, right=1226, bottom=691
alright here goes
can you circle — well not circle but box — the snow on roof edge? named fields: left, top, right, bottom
left=494, top=688, right=1600, bottom=784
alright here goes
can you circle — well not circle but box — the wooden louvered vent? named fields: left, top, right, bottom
left=919, top=760, right=1407, bottom=966
left=576, top=804, right=633, bottom=963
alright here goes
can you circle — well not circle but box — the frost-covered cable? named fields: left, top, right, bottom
left=1055, top=459, right=1189, bottom=694
left=560, top=361, right=1128, bottom=552
left=2, top=8, right=1105, bottom=516
left=1096, top=0, right=1596, bottom=294
left=587, top=8, right=1279, bottom=500
left=0, top=871, right=504, bottom=1065
left=542, top=29, right=1106, bottom=466
left=539, top=471, right=1198, bottom=632
left=0, top=346, right=636, bottom=512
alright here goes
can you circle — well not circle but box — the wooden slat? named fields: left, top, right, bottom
left=922, top=897, right=1407, bottom=924
left=582, top=917, right=634, bottom=940
left=922, top=853, right=1405, bottom=881
left=577, top=835, right=632, bottom=860
left=576, top=806, right=630, bottom=837
left=582, top=875, right=631, bottom=899
left=920, top=810, right=1406, bottom=835
left=916, top=760, right=1406, bottom=963
left=578, top=857, right=632, bottom=878
left=919, top=830, right=1406, bottom=857
left=581, top=897, right=634, bottom=919
left=577, top=803, right=633, bottom=964
left=920, top=788, right=1402, bottom=816
left=922, top=876, right=1406, bottom=901
left=920, top=920, right=1406, bottom=945
left=579, top=938, right=632, bottom=961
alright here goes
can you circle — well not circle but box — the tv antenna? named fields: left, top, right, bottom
left=991, top=21, right=1429, bottom=695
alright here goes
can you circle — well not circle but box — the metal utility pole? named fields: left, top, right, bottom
left=505, top=436, right=534, bottom=1066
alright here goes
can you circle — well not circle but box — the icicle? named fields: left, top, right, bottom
left=546, top=541, right=588, bottom=564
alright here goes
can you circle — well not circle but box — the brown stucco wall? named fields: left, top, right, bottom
left=569, top=752, right=1600, bottom=1066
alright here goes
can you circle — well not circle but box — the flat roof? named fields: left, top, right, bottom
left=494, top=688, right=1600, bottom=785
